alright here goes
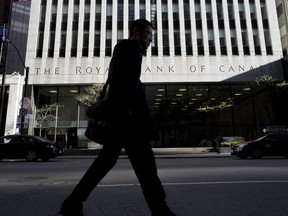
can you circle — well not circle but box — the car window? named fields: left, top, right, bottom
left=27, top=137, right=35, bottom=142
left=10, top=137, right=27, bottom=143
left=266, top=134, right=281, bottom=142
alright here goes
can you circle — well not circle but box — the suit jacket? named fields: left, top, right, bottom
left=108, top=39, right=159, bottom=142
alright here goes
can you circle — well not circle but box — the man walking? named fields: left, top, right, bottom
left=59, top=19, right=176, bottom=216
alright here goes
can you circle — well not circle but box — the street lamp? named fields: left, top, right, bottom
left=4, top=39, right=29, bottom=134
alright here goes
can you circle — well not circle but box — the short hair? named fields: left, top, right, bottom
left=129, top=19, right=153, bottom=38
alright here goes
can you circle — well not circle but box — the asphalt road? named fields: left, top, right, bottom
left=1, top=155, right=288, bottom=216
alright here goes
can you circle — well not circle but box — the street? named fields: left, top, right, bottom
left=1, top=155, right=288, bottom=216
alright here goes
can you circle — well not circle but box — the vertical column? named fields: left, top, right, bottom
left=54, top=0, right=63, bottom=58
left=243, top=0, right=255, bottom=55
left=65, top=0, right=74, bottom=57
left=266, top=0, right=282, bottom=56
left=254, top=0, right=266, bottom=55
left=200, top=0, right=208, bottom=56
left=211, top=0, right=220, bottom=56
left=190, top=1, right=197, bottom=56
left=111, top=0, right=118, bottom=49
left=89, top=0, right=96, bottom=57
left=178, top=0, right=186, bottom=56
left=145, top=0, right=151, bottom=56
left=167, top=0, right=174, bottom=55
left=123, top=0, right=129, bottom=39
left=42, top=1, right=52, bottom=58
left=156, top=0, right=163, bottom=56
left=134, top=0, right=140, bottom=19
left=222, top=0, right=232, bottom=56
left=77, top=0, right=85, bottom=57
left=233, top=0, right=243, bottom=55
left=99, top=0, right=107, bottom=57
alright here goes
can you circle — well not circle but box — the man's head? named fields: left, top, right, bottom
left=129, top=19, right=153, bottom=50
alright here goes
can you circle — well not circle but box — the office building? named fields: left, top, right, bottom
left=2, top=0, right=288, bottom=148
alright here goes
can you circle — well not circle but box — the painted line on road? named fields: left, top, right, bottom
left=99, top=183, right=136, bottom=187
left=98, top=180, right=288, bottom=188
left=162, top=180, right=288, bottom=186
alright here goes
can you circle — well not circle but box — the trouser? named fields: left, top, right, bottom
left=67, top=141, right=167, bottom=213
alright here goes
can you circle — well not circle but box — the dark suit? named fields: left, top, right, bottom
left=66, top=40, right=170, bottom=214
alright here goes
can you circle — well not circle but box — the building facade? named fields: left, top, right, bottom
left=2, top=0, right=288, bottom=148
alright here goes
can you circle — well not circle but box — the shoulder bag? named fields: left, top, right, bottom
left=85, top=79, right=115, bottom=145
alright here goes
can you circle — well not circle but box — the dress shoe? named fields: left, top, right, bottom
left=59, top=198, right=83, bottom=216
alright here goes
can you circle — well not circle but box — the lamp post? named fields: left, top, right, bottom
left=5, top=39, right=29, bottom=134
left=0, top=37, right=8, bottom=136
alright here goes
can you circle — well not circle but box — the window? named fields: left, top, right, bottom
left=277, top=4, right=283, bottom=16
left=140, top=0, right=145, bottom=19
left=219, top=29, right=227, bottom=55
left=197, top=30, right=204, bottom=55
left=173, top=1, right=181, bottom=56
left=151, top=0, right=158, bottom=55
left=242, top=30, right=250, bottom=55
left=105, top=2, right=112, bottom=56
left=129, top=0, right=135, bottom=21
left=58, top=87, right=79, bottom=127
left=162, top=2, right=169, bottom=55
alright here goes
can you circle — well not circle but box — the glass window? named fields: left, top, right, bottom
left=34, top=86, right=58, bottom=128
left=264, top=29, right=272, bottom=55
left=105, top=2, right=112, bottom=56
left=151, top=0, right=157, bottom=55
left=195, top=2, right=201, bottom=20
left=231, top=84, right=254, bottom=126
left=140, top=1, right=145, bottom=19
left=118, top=0, right=123, bottom=21
left=217, top=1, right=223, bottom=19
left=253, top=84, right=274, bottom=126
left=261, top=2, right=268, bottom=19
left=58, top=87, right=79, bottom=127
left=129, top=0, right=135, bottom=20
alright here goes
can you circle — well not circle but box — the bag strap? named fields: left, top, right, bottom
left=98, top=78, right=109, bottom=100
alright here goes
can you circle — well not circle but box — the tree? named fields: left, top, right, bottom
left=75, top=83, right=105, bottom=106
left=35, top=103, right=63, bottom=135
left=253, top=74, right=288, bottom=123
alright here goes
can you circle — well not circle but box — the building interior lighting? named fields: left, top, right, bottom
left=69, top=90, right=78, bottom=93
left=178, top=88, right=187, bottom=92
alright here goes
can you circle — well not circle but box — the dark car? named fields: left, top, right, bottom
left=232, top=132, right=288, bottom=159
left=0, top=134, right=63, bottom=161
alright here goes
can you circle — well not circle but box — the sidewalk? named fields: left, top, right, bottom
left=63, top=147, right=232, bottom=158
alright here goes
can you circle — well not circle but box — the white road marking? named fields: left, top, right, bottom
left=98, top=180, right=288, bottom=187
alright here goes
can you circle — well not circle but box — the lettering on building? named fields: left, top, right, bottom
left=33, top=64, right=275, bottom=75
